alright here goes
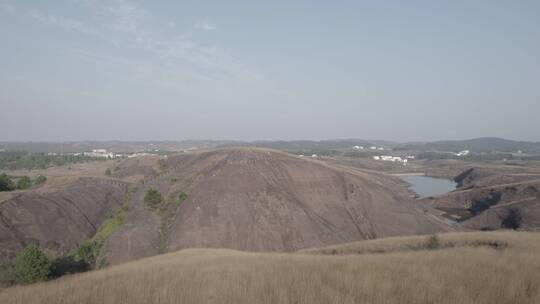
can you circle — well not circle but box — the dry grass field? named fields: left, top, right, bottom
left=0, top=231, right=538, bottom=304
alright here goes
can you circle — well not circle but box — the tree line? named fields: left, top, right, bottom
left=0, top=151, right=105, bottom=170
left=0, top=174, right=46, bottom=192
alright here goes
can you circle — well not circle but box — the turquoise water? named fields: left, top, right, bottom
left=399, top=175, right=456, bottom=197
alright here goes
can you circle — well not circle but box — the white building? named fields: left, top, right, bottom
left=353, top=146, right=364, bottom=150
left=373, top=155, right=408, bottom=165
left=456, top=150, right=470, bottom=157
left=127, top=152, right=152, bottom=158
left=84, top=149, right=115, bottom=158
left=311, top=154, right=318, bottom=158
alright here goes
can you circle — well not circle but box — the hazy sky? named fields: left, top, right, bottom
left=1, top=1, right=539, bottom=142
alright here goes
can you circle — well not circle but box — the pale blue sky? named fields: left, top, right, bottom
left=1, top=1, right=539, bottom=141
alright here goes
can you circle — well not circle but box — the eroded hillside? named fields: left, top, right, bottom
left=421, top=167, right=540, bottom=231
left=0, top=178, right=128, bottom=263
left=100, top=148, right=454, bottom=265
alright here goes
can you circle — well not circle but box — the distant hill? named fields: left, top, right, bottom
left=218, top=139, right=399, bottom=152
left=0, top=139, right=396, bottom=154
left=3, top=137, right=539, bottom=155
left=0, top=140, right=231, bottom=153
left=395, top=137, right=540, bottom=154
left=100, top=148, right=450, bottom=265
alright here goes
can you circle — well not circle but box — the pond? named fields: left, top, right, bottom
left=399, top=175, right=456, bottom=198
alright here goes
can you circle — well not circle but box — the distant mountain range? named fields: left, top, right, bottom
left=394, top=137, right=540, bottom=154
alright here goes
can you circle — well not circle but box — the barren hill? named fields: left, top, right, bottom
left=101, top=148, right=454, bottom=264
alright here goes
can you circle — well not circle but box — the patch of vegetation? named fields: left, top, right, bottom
left=426, top=235, right=440, bottom=250
left=0, top=198, right=142, bottom=287
left=178, top=191, right=188, bottom=203
left=1, top=244, right=92, bottom=287
left=13, top=245, right=52, bottom=284
left=34, top=175, right=47, bottom=186
left=16, top=176, right=32, bottom=190
left=144, top=188, right=163, bottom=209
left=0, top=151, right=105, bottom=170
left=74, top=241, right=97, bottom=265
left=417, top=151, right=515, bottom=162
left=0, top=264, right=16, bottom=287
left=76, top=185, right=137, bottom=268
left=0, top=173, right=15, bottom=191
left=105, top=168, right=112, bottom=176
left=157, top=191, right=188, bottom=253
left=342, top=151, right=379, bottom=158
left=0, top=174, right=49, bottom=192
left=470, top=191, right=502, bottom=215
left=97, top=257, right=109, bottom=269
left=501, top=208, right=522, bottom=230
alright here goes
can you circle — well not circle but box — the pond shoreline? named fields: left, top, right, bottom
left=391, top=172, right=426, bottom=176
left=398, top=175, right=456, bottom=198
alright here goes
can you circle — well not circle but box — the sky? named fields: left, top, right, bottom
left=1, top=0, right=539, bottom=142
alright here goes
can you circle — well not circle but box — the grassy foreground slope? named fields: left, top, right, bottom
left=1, top=231, right=538, bottom=304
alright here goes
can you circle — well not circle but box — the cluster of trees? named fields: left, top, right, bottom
left=144, top=189, right=189, bottom=209
left=0, top=174, right=47, bottom=192
left=0, top=151, right=105, bottom=170
left=144, top=188, right=163, bottom=209
left=0, top=188, right=186, bottom=287
left=0, top=244, right=92, bottom=287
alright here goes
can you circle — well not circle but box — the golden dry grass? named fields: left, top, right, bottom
left=1, top=231, right=539, bottom=304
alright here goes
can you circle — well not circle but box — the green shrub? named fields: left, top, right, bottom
left=178, top=191, right=188, bottom=202
left=105, top=168, right=112, bottom=176
left=144, top=188, right=163, bottom=208
left=0, top=173, right=15, bottom=191
left=0, top=265, right=16, bottom=287
left=17, top=176, right=32, bottom=190
left=14, top=245, right=51, bottom=284
left=94, top=210, right=126, bottom=243
left=34, top=175, right=47, bottom=186
left=426, top=235, right=440, bottom=250
left=74, top=241, right=97, bottom=265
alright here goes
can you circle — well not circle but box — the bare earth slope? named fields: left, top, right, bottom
left=421, top=167, right=540, bottom=231
left=0, top=178, right=128, bottom=263
left=102, top=148, right=454, bottom=264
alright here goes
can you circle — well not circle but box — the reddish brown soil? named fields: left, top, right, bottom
left=0, top=178, right=128, bottom=263
left=101, top=148, right=454, bottom=265
left=420, top=167, right=540, bottom=231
